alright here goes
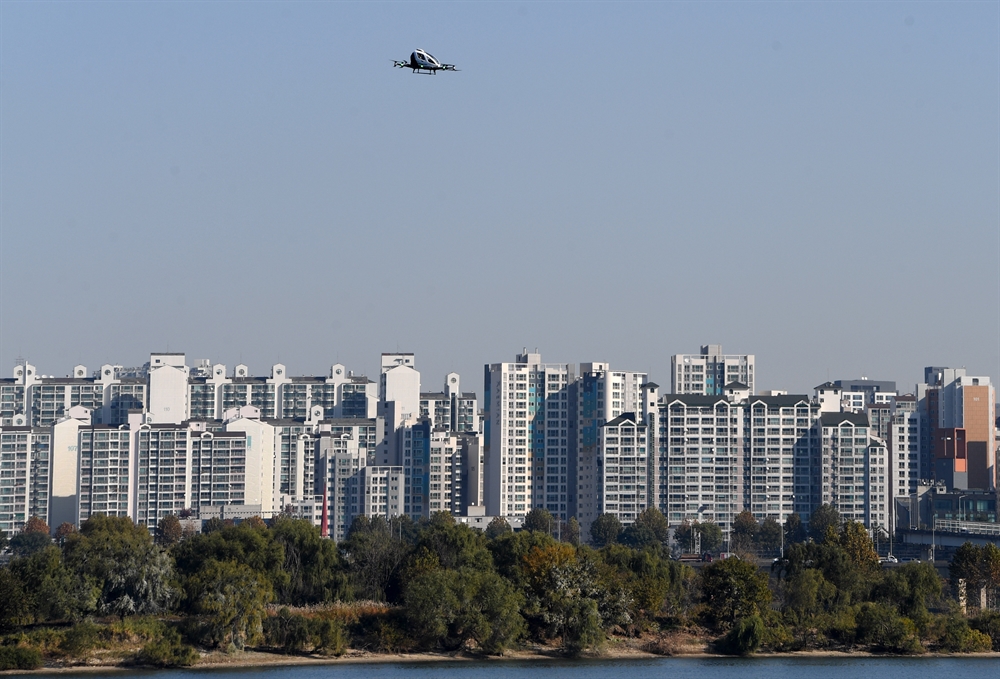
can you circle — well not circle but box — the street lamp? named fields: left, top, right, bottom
left=957, top=494, right=967, bottom=523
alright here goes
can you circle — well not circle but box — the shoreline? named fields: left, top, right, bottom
left=8, top=646, right=1000, bottom=674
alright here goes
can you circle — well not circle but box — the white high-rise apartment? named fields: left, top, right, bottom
left=483, top=352, right=574, bottom=518
left=596, top=413, right=648, bottom=527
left=671, top=345, right=755, bottom=396
left=575, top=363, right=648, bottom=533
left=0, top=425, right=51, bottom=533
left=378, top=353, right=420, bottom=466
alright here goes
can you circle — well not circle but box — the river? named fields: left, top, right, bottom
left=14, top=656, right=998, bottom=679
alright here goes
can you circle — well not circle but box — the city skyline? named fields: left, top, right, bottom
left=2, top=3, right=997, bottom=396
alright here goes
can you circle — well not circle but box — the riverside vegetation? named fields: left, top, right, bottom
left=0, top=506, right=998, bottom=671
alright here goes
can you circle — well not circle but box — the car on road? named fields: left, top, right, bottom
left=879, top=554, right=898, bottom=564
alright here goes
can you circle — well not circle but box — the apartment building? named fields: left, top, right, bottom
left=596, top=413, right=648, bottom=527
left=483, top=352, right=574, bottom=519
left=671, top=345, right=755, bottom=396
left=575, top=363, right=648, bottom=533
left=76, top=424, right=133, bottom=523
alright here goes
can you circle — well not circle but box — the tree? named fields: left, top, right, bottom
left=0, top=528, right=7, bottom=553
left=54, top=522, right=77, bottom=545
left=413, top=512, right=492, bottom=571
left=784, top=513, right=807, bottom=545
left=403, top=566, right=525, bottom=654
left=9, top=545, right=97, bottom=623
left=837, top=520, right=879, bottom=576
left=190, top=560, right=273, bottom=651
left=563, top=517, right=581, bottom=546
left=589, top=514, right=623, bottom=548
left=270, top=516, right=349, bottom=605
left=698, top=522, right=723, bottom=553
left=339, top=515, right=410, bottom=602
left=9, top=530, right=50, bottom=557
left=523, top=508, right=555, bottom=534
left=484, top=517, right=512, bottom=540
left=756, top=517, right=782, bottom=553
left=64, top=515, right=174, bottom=619
left=699, top=557, right=772, bottom=630
left=808, top=504, right=841, bottom=542
left=22, top=516, right=49, bottom=535
left=0, top=568, right=30, bottom=632
left=731, top=511, right=758, bottom=553
left=621, top=508, right=670, bottom=548
left=156, top=515, right=183, bottom=547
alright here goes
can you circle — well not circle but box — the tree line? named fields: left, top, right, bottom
left=0, top=504, right=998, bottom=670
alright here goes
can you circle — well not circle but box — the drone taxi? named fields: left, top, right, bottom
left=393, top=49, right=458, bottom=74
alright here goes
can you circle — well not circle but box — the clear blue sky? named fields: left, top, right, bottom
left=1, top=1, right=997, bottom=394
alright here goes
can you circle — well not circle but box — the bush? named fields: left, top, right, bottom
left=309, top=618, right=347, bottom=656
left=855, top=603, right=922, bottom=654
left=716, top=615, right=764, bottom=655
left=60, top=621, right=105, bottom=657
left=969, top=611, right=1000, bottom=652
left=935, top=615, right=993, bottom=653
left=0, top=645, right=43, bottom=670
left=134, top=628, right=199, bottom=667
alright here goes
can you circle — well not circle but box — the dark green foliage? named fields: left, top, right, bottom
left=756, top=517, right=782, bottom=553
left=855, top=602, right=922, bottom=653
left=9, top=530, right=51, bottom=557
left=716, top=614, right=764, bottom=655
left=403, top=567, right=525, bottom=654
left=560, top=597, right=603, bottom=656
left=9, top=546, right=96, bottom=622
left=969, top=611, right=1000, bottom=651
left=784, top=513, right=807, bottom=545
left=60, top=621, right=103, bottom=656
left=730, top=511, right=758, bottom=553
left=0, top=645, right=43, bottom=670
left=263, top=608, right=349, bottom=655
left=340, top=515, right=412, bottom=602
left=0, top=568, right=30, bottom=632
left=934, top=614, right=992, bottom=653
left=589, top=514, right=622, bottom=547
left=698, top=557, right=771, bottom=630
left=621, top=508, right=670, bottom=548
left=270, top=516, right=350, bottom=604
left=187, top=559, right=273, bottom=650
left=698, top=522, right=723, bottom=553
left=484, top=516, right=512, bottom=540
left=0, top=528, right=7, bottom=552
left=413, top=512, right=492, bottom=571
left=809, top=504, right=841, bottom=542
left=134, top=627, right=198, bottom=667
left=563, top=517, right=581, bottom=546
left=523, top=508, right=556, bottom=534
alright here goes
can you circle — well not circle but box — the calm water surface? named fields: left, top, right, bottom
left=17, top=657, right=998, bottom=679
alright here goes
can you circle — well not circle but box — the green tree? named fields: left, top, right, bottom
left=782, top=568, right=837, bottom=619
left=621, top=508, right=670, bottom=548
left=190, top=560, right=273, bottom=650
left=0, top=528, right=7, bottom=552
left=699, top=556, right=772, bottom=630
left=783, top=513, right=807, bottom=545
left=563, top=517, right=581, bottom=546
left=589, top=514, right=623, bottom=548
left=484, top=517, right=511, bottom=540
left=698, top=522, right=723, bottom=553
left=808, top=504, right=841, bottom=543
left=8, top=530, right=50, bottom=557
left=270, top=515, right=350, bottom=604
left=523, top=508, right=555, bottom=534
left=403, top=567, right=525, bottom=654
left=756, top=517, right=782, bottom=553
left=54, top=522, right=77, bottom=545
left=731, top=511, right=758, bottom=553
left=561, top=597, right=603, bottom=656
left=0, top=568, right=30, bottom=632
left=340, top=515, right=411, bottom=602
left=413, top=512, right=492, bottom=571
left=173, top=520, right=287, bottom=604
left=156, top=515, right=183, bottom=547
left=837, top=520, right=880, bottom=576
left=673, top=519, right=694, bottom=552
left=65, top=516, right=174, bottom=618
left=717, top=614, right=764, bottom=655
left=10, top=544, right=97, bottom=622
